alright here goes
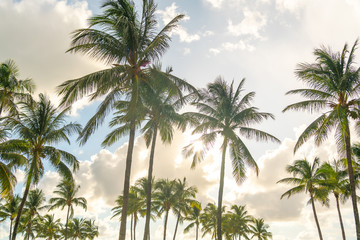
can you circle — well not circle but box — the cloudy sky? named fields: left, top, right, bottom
left=1, top=0, right=360, bottom=239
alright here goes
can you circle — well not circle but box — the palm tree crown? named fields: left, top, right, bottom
left=184, top=77, right=279, bottom=240
left=283, top=40, right=360, bottom=239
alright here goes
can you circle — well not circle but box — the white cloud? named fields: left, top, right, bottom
left=276, top=0, right=304, bottom=12
left=227, top=8, right=267, bottom=39
left=209, top=40, right=255, bottom=55
left=157, top=3, right=200, bottom=43
left=203, top=0, right=225, bottom=8
left=183, top=48, right=191, bottom=56
left=0, top=0, right=104, bottom=106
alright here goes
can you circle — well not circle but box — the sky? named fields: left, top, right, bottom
left=1, top=0, right=360, bottom=239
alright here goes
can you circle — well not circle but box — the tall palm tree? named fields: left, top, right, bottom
left=8, top=93, right=81, bottom=240
left=277, top=158, right=326, bottom=240
left=0, top=59, right=34, bottom=117
left=172, top=178, right=197, bottom=240
left=48, top=179, right=87, bottom=240
left=140, top=65, right=196, bottom=240
left=283, top=40, right=360, bottom=239
left=249, top=218, right=272, bottom=240
left=184, top=78, right=279, bottom=240
left=153, top=178, right=177, bottom=240
left=0, top=194, right=21, bottom=240
left=183, top=203, right=201, bottom=240
left=22, top=189, right=47, bottom=240
left=57, top=2, right=189, bottom=239
left=34, top=214, right=62, bottom=240
left=318, top=160, right=348, bottom=240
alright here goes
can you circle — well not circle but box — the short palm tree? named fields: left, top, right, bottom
left=184, top=77, right=279, bottom=240
left=172, top=178, right=197, bottom=240
left=200, top=203, right=224, bottom=239
left=283, top=40, right=360, bottom=239
left=224, top=205, right=252, bottom=240
left=7, top=93, right=81, bottom=240
left=249, top=218, right=272, bottom=240
left=48, top=179, right=87, bottom=240
left=34, top=214, right=62, bottom=240
left=0, top=194, right=21, bottom=240
left=318, top=160, right=348, bottom=240
left=57, top=1, right=188, bottom=239
left=67, top=218, right=88, bottom=240
left=84, top=219, right=99, bottom=240
left=0, top=59, right=34, bottom=117
left=183, top=203, right=201, bottom=240
left=153, top=178, right=177, bottom=240
left=277, top=158, right=326, bottom=240
left=22, top=189, right=47, bottom=240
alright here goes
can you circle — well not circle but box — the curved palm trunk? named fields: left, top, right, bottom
left=172, top=213, right=181, bottom=240
left=143, top=126, right=158, bottom=240
left=119, top=123, right=136, bottom=240
left=335, top=194, right=346, bottom=240
left=163, top=210, right=170, bottom=240
left=217, top=138, right=228, bottom=240
left=11, top=177, right=31, bottom=240
left=310, top=194, right=323, bottom=240
left=344, top=124, right=360, bottom=240
left=65, top=205, right=71, bottom=240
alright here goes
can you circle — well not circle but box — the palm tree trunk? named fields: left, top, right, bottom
left=119, top=122, right=136, bottom=240
left=344, top=124, right=360, bottom=240
left=196, top=223, right=198, bottom=240
left=172, top=213, right=180, bottom=240
left=134, top=213, right=137, bottom=240
left=335, top=194, right=346, bottom=240
left=131, top=214, right=133, bottom=240
left=11, top=177, right=31, bottom=240
left=217, top=138, right=228, bottom=240
left=310, top=194, right=323, bottom=240
left=9, top=219, right=13, bottom=240
left=163, top=210, right=169, bottom=240
left=65, top=205, right=71, bottom=240
left=143, top=126, right=158, bottom=240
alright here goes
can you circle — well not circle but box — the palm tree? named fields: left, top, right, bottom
left=57, top=1, right=190, bottom=238
left=22, top=189, right=47, bottom=240
left=0, top=194, right=21, bottom=240
left=277, top=158, right=326, bottom=240
left=48, top=179, right=87, bottom=240
left=282, top=40, right=360, bottom=239
left=318, top=160, right=348, bottom=240
left=67, top=218, right=88, bottom=240
left=153, top=178, right=177, bottom=240
left=0, top=139, right=28, bottom=200
left=139, top=65, right=196, bottom=240
left=224, top=205, right=252, bottom=240
left=200, top=203, right=224, bottom=239
left=112, top=179, right=147, bottom=240
left=7, top=93, right=81, bottom=240
left=0, top=59, right=34, bottom=117
left=34, top=214, right=62, bottom=240
left=84, top=219, right=99, bottom=240
left=183, top=203, right=201, bottom=240
left=184, top=78, right=279, bottom=240
left=172, top=178, right=197, bottom=240
left=249, top=218, right=272, bottom=240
